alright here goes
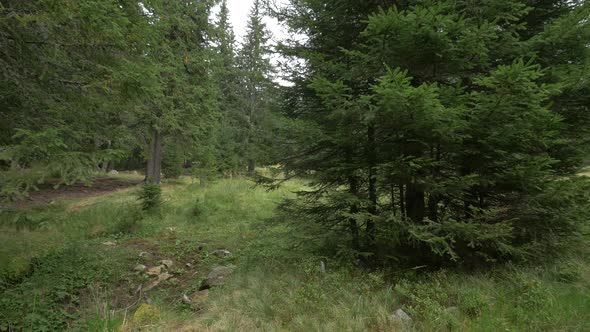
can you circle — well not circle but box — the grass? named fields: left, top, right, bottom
left=1, top=175, right=589, bottom=331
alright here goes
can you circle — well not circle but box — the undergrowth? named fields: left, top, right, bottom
left=0, top=175, right=588, bottom=331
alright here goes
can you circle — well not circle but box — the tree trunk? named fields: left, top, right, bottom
left=406, top=180, right=425, bottom=223
left=399, top=183, right=406, bottom=218
left=427, top=145, right=441, bottom=222
left=247, top=159, right=256, bottom=176
left=348, top=175, right=360, bottom=251
left=146, top=129, right=162, bottom=184
left=366, top=124, right=377, bottom=246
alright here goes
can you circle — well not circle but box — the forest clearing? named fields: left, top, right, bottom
left=1, top=174, right=589, bottom=331
left=2, top=0, right=590, bottom=331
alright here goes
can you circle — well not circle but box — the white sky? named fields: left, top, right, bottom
left=220, top=0, right=289, bottom=44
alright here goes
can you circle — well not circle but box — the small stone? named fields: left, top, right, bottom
left=186, top=263, right=193, bottom=268
left=391, top=308, right=412, bottom=324
left=146, top=266, right=163, bottom=276
left=134, top=264, right=147, bottom=272
left=109, top=170, right=119, bottom=175
left=212, top=249, right=231, bottom=258
left=161, top=260, right=174, bottom=268
left=144, top=272, right=172, bottom=292
left=102, top=241, right=116, bottom=246
left=199, top=265, right=235, bottom=290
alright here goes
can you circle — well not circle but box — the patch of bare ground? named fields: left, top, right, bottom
left=2, top=176, right=143, bottom=210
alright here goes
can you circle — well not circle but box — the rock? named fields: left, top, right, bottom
left=144, top=272, right=172, bottom=291
left=320, top=261, right=326, bottom=273
left=102, top=241, right=116, bottom=246
left=212, top=249, right=231, bottom=258
left=109, top=169, right=119, bottom=175
left=146, top=265, right=164, bottom=276
left=132, top=303, right=159, bottom=324
left=191, top=289, right=209, bottom=302
left=161, top=260, right=174, bottom=268
left=186, top=263, right=193, bottom=268
left=132, top=170, right=139, bottom=175
left=134, top=264, right=147, bottom=272
left=199, top=265, right=236, bottom=290
left=391, top=308, right=412, bottom=324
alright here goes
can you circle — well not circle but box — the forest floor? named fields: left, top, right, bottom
left=0, top=174, right=589, bottom=331
left=0, top=174, right=143, bottom=210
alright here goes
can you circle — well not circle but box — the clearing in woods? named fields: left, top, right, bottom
left=0, top=175, right=589, bottom=331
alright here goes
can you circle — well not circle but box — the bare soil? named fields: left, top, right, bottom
left=2, top=176, right=143, bottom=210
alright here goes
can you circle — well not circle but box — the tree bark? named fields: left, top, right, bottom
left=406, top=180, right=425, bottom=223
left=366, top=124, right=377, bottom=246
left=348, top=175, right=360, bottom=251
left=146, top=129, right=162, bottom=184
left=247, top=159, right=256, bottom=176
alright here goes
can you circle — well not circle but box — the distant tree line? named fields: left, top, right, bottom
left=0, top=0, right=278, bottom=198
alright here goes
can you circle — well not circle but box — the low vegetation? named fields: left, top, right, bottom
left=1, top=175, right=588, bottom=331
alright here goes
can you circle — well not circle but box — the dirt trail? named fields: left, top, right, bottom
left=1, top=176, right=143, bottom=210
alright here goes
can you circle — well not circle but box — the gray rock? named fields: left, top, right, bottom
left=102, top=241, right=116, bottom=246
left=133, top=264, right=147, bottom=272
left=391, top=308, right=412, bottom=324
left=161, top=259, right=174, bottom=268
left=200, top=265, right=236, bottom=290
left=212, top=249, right=231, bottom=258
left=109, top=170, right=119, bottom=175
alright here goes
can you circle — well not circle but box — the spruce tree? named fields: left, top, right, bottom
left=277, top=0, right=590, bottom=264
left=239, top=0, right=275, bottom=175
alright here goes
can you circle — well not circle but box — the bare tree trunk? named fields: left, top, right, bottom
left=406, top=180, right=425, bottom=223
left=348, top=175, right=360, bottom=251
left=146, top=129, right=162, bottom=184
left=366, top=124, right=377, bottom=247
left=247, top=159, right=256, bottom=176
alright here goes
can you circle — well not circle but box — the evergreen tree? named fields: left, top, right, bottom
left=239, top=0, right=275, bottom=175
left=277, top=0, right=590, bottom=264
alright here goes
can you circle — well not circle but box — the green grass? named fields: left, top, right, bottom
left=1, top=175, right=589, bottom=331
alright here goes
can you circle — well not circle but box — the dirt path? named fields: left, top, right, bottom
left=1, top=176, right=143, bottom=210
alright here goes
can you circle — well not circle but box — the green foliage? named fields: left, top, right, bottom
left=276, top=0, right=590, bottom=265
left=162, top=147, right=185, bottom=179
left=138, top=182, right=162, bottom=212
left=0, top=244, right=132, bottom=331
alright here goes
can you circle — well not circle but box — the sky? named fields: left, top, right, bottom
left=220, top=0, right=289, bottom=44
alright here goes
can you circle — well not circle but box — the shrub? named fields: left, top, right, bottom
left=138, top=182, right=162, bottom=212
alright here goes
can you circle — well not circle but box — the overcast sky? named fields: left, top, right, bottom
left=219, top=0, right=288, bottom=44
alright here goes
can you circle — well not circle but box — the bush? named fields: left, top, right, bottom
left=138, top=182, right=162, bottom=212
left=109, top=205, right=143, bottom=234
